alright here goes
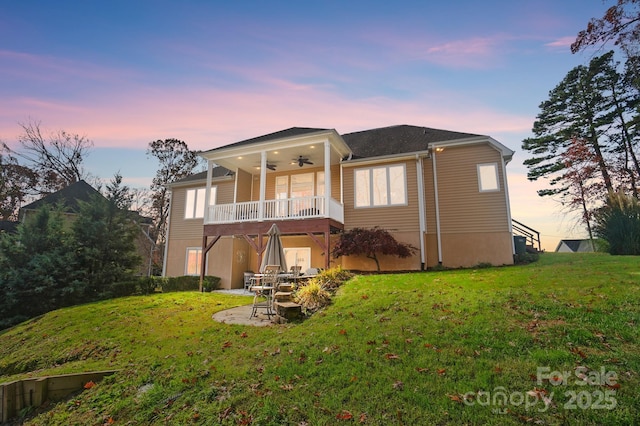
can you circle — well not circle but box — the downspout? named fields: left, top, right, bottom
left=432, top=149, right=443, bottom=265
left=415, top=154, right=427, bottom=270
left=200, top=162, right=214, bottom=291
left=501, top=156, right=516, bottom=257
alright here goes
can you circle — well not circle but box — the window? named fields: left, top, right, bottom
left=185, top=247, right=202, bottom=276
left=355, top=164, right=407, bottom=207
left=478, top=163, right=499, bottom=192
left=284, top=247, right=311, bottom=273
left=185, top=187, right=217, bottom=219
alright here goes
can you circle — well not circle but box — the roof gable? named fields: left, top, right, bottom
left=342, top=125, right=483, bottom=159
left=21, top=180, right=104, bottom=213
left=206, top=127, right=330, bottom=152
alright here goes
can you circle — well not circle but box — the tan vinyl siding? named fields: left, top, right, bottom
left=342, top=159, right=420, bottom=232
left=168, top=179, right=235, bottom=240
left=215, top=179, right=235, bottom=204
left=433, top=143, right=508, bottom=234
left=236, top=169, right=252, bottom=202
left=168, top=187, right=204, bottom=239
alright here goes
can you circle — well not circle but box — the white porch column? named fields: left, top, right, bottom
left=258, top=150, right=267, bottom=221
left=204, top=161, right=214, bottom=223
left=324, top=140, right=331, bottom=216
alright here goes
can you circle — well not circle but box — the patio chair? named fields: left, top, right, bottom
left=290, top=265, right=302, bottom=283
left=249, top=265, right=280, bottom=318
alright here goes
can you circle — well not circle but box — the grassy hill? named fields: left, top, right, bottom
left=1, top=253, right=639, bottom=425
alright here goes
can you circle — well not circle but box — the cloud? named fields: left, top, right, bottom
left=545, top=36, right=575, bottom=50
left=423, top=36, right=507, bottom=69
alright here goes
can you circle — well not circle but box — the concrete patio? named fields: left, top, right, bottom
left=211, top=289, right=274, bottom=326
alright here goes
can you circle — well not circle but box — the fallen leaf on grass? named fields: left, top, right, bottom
left=240, top=332, right=248, bottom=338
left=84, top=381, right=96, bottom=389
left=336, top=410, right=353, bottom=420
left=339, top=329, right=347, bottom=335
left=447, top=394, right=463, bottom=403
left=392, top=380, right=404, bottom=390
left=384, top=353, right=400, bottom=360
left=416, top=367, right=429, bottom=373
left=437, top=369, right=446, bottom=376
left=222, top=341, right=232, bottom=349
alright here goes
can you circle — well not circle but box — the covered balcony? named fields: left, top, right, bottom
left=198, top=128, right=352, bottom=270
left=206, top=195, right=344, bottom=225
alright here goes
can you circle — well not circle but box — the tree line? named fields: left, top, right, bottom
left=1, top=122, right=202, bottom=329
left=522, top=0, right=640, bottom=254
left=1, top=119, right=201, bottom=259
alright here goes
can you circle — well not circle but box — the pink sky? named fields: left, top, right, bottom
left=0, top=0, right=611, bottom=251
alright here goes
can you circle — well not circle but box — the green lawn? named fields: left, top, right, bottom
left=1, top=253, right=639, bottom=425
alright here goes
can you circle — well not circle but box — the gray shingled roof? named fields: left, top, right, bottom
left=342, top=125, right=483, bottom=159
left=21, top=180, right=103, bottom=213
left=0, top=220, right=19, bottom=234
left=203, top=127, right=329, bottom=153
left=170, top=167, right=234, bottom=185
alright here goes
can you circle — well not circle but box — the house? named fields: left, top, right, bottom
left=0, top=220, right=19, bottom=235
left=20, top=180, right=158, bottom=276
left=555, top=239, right=596, bottom=253
left=163, top=125, right=516, bottom=289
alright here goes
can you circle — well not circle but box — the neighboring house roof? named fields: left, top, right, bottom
left=0, top=220, right=19, bottom=234
left=342, top=125, right=484, bottom=159
left=21, top=180, right=103, bottom=213
left=555, top=239, right=595, bottom=253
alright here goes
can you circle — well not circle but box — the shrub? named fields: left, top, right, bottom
left=138, top=276, right=160, bottom=295
left=594, top=191, right=640, bottom=255
left=103, top=280, right=139, bottom=298
left=294, top=279, right=331, bottom=313
left=312, top=266, right=354, bottom=293
left=514, top=252, right=540, bottom=265
left=202, top=276, right=221, bottom=292
left=161, top=275, right=221, bottom=292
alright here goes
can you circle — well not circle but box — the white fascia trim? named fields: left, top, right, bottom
left=199, top=129, right=351, bottom=161
left=430, top=136, right=515, bottom=163
left=341, top=150, right=431, bottom=168
left=166, top=174, right=233, bottom=189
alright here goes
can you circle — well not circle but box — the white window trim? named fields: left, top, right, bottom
left=185, top=186, right=217, bottom=219
left=354, top=163, right=408, bottom=208
left=477, top=163, right=500, bottom=192
left=185, top=247, right=203, bottom=276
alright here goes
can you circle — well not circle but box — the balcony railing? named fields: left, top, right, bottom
left=206, top=196, right=344, bottom=225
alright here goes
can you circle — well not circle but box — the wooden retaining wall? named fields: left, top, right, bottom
left=0, top=370, right=118, bottom=423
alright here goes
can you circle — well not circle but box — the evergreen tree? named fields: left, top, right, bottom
left=0, top=206, right=77, bottom=328
left=522, top=52, right=620, bottom=198
left=72, top=194, right=141, bottom=299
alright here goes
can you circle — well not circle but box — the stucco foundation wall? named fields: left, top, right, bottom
left=205, top=237, right=235, bottom=289
left=165, top=238, right=201, bottom=277
left=338, top=231, right=422, bottom=272
left=439, top=231, right=514, bottom=268
left=165, top=237, right=242, bottom=289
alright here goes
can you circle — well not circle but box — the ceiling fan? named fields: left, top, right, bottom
left=255, top=162, right=277, bottom=171
left=293, top=155, right=313, bottom=167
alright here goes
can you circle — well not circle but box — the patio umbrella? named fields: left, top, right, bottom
left=260, top=223, right=288, bottom=273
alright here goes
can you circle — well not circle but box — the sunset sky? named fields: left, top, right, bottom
left=0, top=1, right=614, bottom=250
